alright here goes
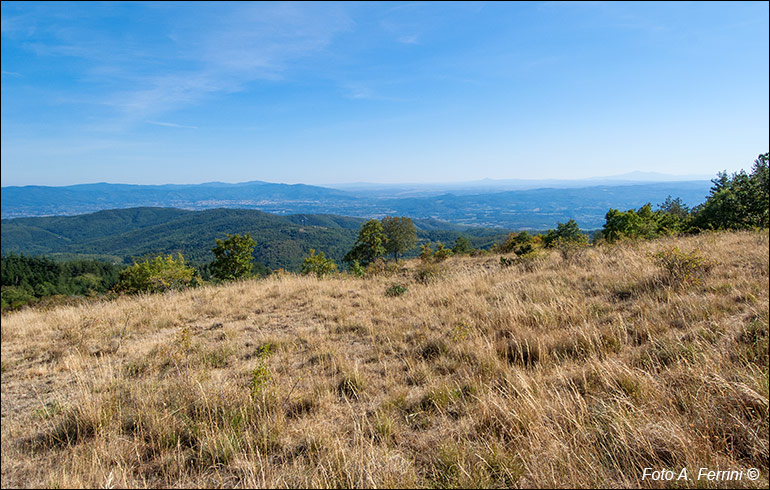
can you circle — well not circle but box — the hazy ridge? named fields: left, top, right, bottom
left=1, top=178, right=713, bottom=230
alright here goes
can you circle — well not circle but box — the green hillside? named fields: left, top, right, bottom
left=1, top=207, right=510, bottom=271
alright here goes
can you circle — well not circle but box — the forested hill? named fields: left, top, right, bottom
left=0, top=207, right=510, bottom=271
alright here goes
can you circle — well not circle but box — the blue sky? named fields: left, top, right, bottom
left=1, top=1, right=768, bottom=186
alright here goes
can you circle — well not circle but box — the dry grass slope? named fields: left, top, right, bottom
left=1, top=231, right=768, bottom=488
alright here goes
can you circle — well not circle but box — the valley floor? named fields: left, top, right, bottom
left=1, top=231, right=768, bottom=488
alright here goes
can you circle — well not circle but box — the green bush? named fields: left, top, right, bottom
left=419, top=243, right=434, bottom=262
left=301, top=249, right=337, bottom=278
left=115, top=253, right=196, bottom=294
left=433, top=242, right=453, bottom=262
left=602, top=202, right=686, bottom=243
left=543, top=220, right=586, bottom=248
left=1, top=285, right=35, bottom=311
left=452, top=236, right=474, bottom=255
left=211, top=233, right=257, bottom=281
left=385, top=283, right=408, bottom=297
left=347, top=260, right=366, bottom=277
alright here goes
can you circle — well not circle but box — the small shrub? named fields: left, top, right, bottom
left=415, top=262, right=444, bottom=284
left=652, top=246, right=714, bottom=287
left=301, top=249, right=337, bottom=278
left=348, top=260, right=366, bottom=278
left=249, top=344, right=273, bottom=398
left=452, top=236, right=474, bottom=255
left=365, top=258, right=398, bottom=277
left=419, top=243, right=434, bottom=262
left=433, top=242, right=453, bottom=261
left=553, top=236, right=590, bottom=261
left=385, top=283, right=407, bottom=297
left=115, top=253, right=196, bottom=295
left=500, top=256, right=515, bottom=268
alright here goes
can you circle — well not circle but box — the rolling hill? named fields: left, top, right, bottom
left=0, top=207, right=511, bottom=271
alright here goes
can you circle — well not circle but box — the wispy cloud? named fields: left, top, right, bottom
left=4, top=2, right=353, bottom=127
left=146, top=120, right=198, bottom=129
left=397, top=34, right=419, bottom=45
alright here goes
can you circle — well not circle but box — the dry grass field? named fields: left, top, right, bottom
left=1, top=231, right=768, bottom=488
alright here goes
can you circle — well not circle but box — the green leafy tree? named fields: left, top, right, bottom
left=543, top=219, right=585, bottom=248
left=343, top=219, right=387, bottom=266
left=116, top=253, right=195, bottom=294
left=602, top=201, right=687, bottom=243
left=301, top=249, right=337, bottom=278
left=211, top=233, right=257, bottom=281
left=381, top=216, right=417, bottom=261
left=452, top=236, right=473, bottom=255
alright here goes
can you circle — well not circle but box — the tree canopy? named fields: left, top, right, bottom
left=211, top=233, right=257, bottom=281
left=343, top=219, right=387, bottom=266
left=381, top=216, right=418, bottom=261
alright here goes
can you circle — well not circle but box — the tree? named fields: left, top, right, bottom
left=658, top=195, right=690, bottom=220
left=343, top=219, right=387, bottom=266
left=381, top=216, right=417, bottom=261
left=211, top=233, right=257, bottom=281
left=692, top=153, right=769, bottom=230
left=115, top=253, right=195, bottom=294
left=301, top=249, right=337, bottom=278
left=543, top=219, right=585, bottom=248
left=452, top=236, right=473, bottom=255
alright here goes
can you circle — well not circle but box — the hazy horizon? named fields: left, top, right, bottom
left=0, top=168, right=719, bottom=189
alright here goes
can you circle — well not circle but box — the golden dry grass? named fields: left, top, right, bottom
left=1, top=230, right=768, bottom=488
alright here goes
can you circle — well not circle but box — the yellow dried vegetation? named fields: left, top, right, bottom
left=1, top=231, right=767, bottom=488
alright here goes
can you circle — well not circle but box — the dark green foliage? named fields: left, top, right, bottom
left=691, top=153, right=769, bottom=230
left=494, top=231, right=534, bottom=255
left=2, top=208, right=512, bottom=272
left=343, top=219, right=386, bottom=266
left=347, top=260, right=366, bottom=277
left=602, top=202, right=685, bottom=243
left=1, top=252, right=122, bottom=311
left=385, top=283, right=407, bottom=297
left=451, top=236, right=473, bottom=255
left=381, top=216, right=418, bottom=261
left=543, top=220, right=586, bottom=248
left=115, top=253, right=196, bottom=294
left=301, top=249, right=337, bottom=278
left=211, top=233, right=257, bottom=281
left=658, top=195, right=691, bottom=220
left=601, top=153, right=769, bottom=240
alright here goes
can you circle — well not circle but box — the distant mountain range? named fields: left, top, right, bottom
left=0, top=176, right=714, bottom=230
